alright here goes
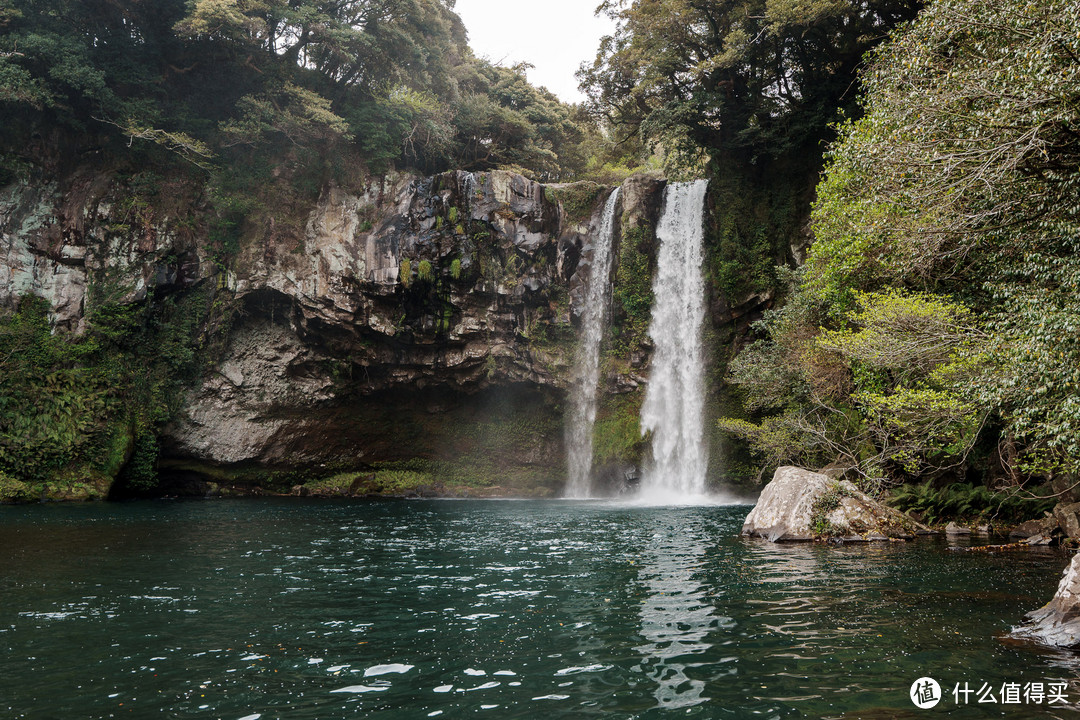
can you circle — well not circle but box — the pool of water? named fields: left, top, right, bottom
left=1, top=499, right=1077, bottom=718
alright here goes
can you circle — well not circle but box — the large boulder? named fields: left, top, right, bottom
left=742, top=466, right=926, bottom=542
left=1014, top=552, right=1080, bottom=647
left=1054, top=502, right=1080, bottom=540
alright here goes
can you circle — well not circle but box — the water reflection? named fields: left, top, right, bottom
left=2, top=501, right=1077, bottom=719
left=634, top=512, right=728, bottom=710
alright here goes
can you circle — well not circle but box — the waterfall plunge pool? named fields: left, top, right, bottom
left=1, top=499, right=1076, bottom=718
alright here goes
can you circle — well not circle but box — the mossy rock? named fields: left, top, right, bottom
left=545, top=182, right=605, bottom=225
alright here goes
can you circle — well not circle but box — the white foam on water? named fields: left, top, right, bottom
left=330, top=685, right=389, bottom=694
left=555, top=664, right=610, bottom=676
left=364, top=663, right=414, bottom=677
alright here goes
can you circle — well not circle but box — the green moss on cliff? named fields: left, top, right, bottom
left=592, top=391, right=646, bottom=466
left=704, top=161, right=806, bottom=303
left=611, top=222, right=654, bottom=357
left=546, top=182, right=604, bottom=225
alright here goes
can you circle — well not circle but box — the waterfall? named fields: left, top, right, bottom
left=639, top=180, right=709, bottom=500
left=564, top=188, right=621, bottom=498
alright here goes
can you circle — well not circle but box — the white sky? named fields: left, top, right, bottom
left=452, top=0, right=619, bottom=104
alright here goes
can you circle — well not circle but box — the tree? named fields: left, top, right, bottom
left=580, top=0, right=921, bottom=166
left=450, top=60, right=589, bottom=180
left=721, top=279, right=986, bottom=487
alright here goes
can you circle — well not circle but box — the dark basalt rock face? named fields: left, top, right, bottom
left=0, top=168, right=666, bottom=492
left=164, top=170, right=608, bottom=475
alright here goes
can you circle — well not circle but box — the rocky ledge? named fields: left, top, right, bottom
left=1013, top=552, right=1080, bottom=647
left=742, top=466, right=929, bottom=542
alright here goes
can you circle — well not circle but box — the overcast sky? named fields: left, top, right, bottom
left=453, top=0, right=619, bottom=104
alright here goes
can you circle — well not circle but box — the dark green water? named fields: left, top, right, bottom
left=1, top=499, right=1078, bottom=719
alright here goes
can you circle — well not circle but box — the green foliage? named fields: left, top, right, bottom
left=705, top=163, right=801, bottom=301
left=399, top=258, right=412, bottom=288
left=416, top=259, right=433, bottom=283
left=0, top=0, right=597, bottom=202
left=889, top=482, right=1055, bottom=526
left=0, top=296, right=108, bottom=482
left=450, top=60, right=593, bottom=180
left=0, top=286, right=212, bottom=493
left=0, top=470, right=34, bottom=503
left=592, top=393, right=645, bottom=465
left=449, top=258, right=462, bottom=280
left=723, top=0, right=1080, bottom=489
left=546, top=182, right=603, bottom=225
left=801, top=0, right=1080, bottom=478
left=221, top=83, right=351, bottom=149
left=114, top=432, right=159, bottom=494
left=720, top=279, right=988, bottom=484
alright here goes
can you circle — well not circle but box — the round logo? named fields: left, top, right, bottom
left=910, top=677, right=941, bottom=709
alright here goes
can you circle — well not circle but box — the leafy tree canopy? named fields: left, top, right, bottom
left=580, top=0, right=920, bottom=167
left=0, top=0, right=595, bottom=180
left=724, top=0, right=1080, bottom=485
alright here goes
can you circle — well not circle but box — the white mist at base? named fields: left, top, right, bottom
left=564, top=188, right=621, bottom=498
left=638, top=180, right=710, bottom=503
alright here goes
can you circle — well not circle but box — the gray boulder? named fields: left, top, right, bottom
left=1054, top=502, right=1080, bottom=540
left=742, top=466, right=926, bottom=542
left=1014, top=552, right=1080, bottom=647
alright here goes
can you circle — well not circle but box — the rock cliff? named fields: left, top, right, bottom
left=0, top=167, right=664, bottom=496
left=0, top=162, right=776, bottom=499
left=165, top=170, right=597, bottom=487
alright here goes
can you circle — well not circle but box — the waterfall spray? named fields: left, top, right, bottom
left=564, top=188, right=621, bottom=498
left=639, top=180, right=709, bottom=500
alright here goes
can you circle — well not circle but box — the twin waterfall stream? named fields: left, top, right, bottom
left=565, top=180, right=710, bottom=500
left=564, top=188, right=621, bottom=498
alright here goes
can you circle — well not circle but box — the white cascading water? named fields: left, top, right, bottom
left=564, top=188, right=621, bottom=498
left=638, top=180, right=709, bottom=501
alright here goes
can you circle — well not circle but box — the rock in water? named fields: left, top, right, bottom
left=741, top=466, right=925, bottom=542
left=1014, top=552, right=1080, bottom=648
